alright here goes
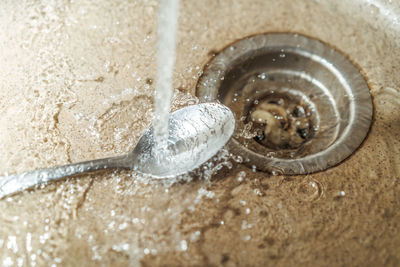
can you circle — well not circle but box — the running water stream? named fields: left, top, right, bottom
left=153, top=0, right=180, bottom=150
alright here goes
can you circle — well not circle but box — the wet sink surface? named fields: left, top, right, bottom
left=0, top=0, right=399, bottom=266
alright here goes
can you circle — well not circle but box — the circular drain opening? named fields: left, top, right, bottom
left=245, top=88, right=316, bottom=152
left=196, top=33, right=373, bottom=174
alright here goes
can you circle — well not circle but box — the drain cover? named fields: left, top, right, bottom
left=196, top=33, right=373, bottom=174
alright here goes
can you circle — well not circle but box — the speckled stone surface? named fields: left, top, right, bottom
left=0, top=0, right=399, bottom=266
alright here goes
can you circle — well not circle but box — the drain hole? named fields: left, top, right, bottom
left=229, top=72, right=319, bottom=159
left=247, top=89, right=315, bottom=151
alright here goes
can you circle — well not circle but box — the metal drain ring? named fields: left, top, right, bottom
left=196, top=33, right=373, bottom=174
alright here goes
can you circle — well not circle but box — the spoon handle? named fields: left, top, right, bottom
left=0, top=155, right=128, bottom=199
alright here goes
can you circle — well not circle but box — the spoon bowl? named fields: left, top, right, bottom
left=0, top=103, right=235, bottom=198
left=129, top=102, right=235, bottom=177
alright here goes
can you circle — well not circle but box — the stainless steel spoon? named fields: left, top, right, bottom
left=0, top=103, right=235, bottom=198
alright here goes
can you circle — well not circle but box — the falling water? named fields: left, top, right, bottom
left=153, top=0, right=180, bottom=150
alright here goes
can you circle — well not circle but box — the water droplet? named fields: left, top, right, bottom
left=40, top=172, right=49, bottom=182
left=297, top=180, right=323, bottom=201
left=3, top=257, right=13, bottom=267
left=243, top=235, right=251, bottom=242
left=119, top=222, right=128, bottom=230
left=236, top=171, right=246, bottom=182
left=252, top=165, right=257, bottom=172
left=180, top=240, right=188, bottom=251
left=270, top=168, right=283, bottom=175
left=225, top=162, right=233, bottom=169
left=258, top=73, right=267, bottom=80
left=334, top=190, right=346, bottom=199
left=233, top=156, right=243, bottom=163
left=190, top=231, right=201, bottom=242
left=253, top=188, right=263, bottom=196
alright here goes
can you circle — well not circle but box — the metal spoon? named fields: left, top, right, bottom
left=0, top=103, right=235, bottom=199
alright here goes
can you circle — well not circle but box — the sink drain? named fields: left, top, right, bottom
left=196, top=33, right=373, bottom=174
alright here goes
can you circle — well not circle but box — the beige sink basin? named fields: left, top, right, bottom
left=0, top=0, right=399, bottom=266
